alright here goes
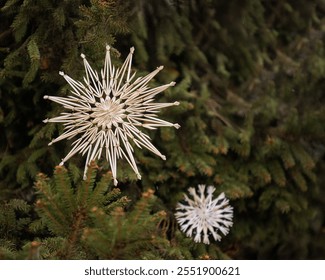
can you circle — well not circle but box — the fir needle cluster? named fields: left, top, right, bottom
left=43, top=46, right=180, bottom=185
left=175, top=184, right=233, bottom=244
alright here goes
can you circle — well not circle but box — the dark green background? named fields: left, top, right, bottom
left=0, top=0, right=324, bottom=259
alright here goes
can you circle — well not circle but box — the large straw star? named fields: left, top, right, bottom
left=44, top=46, right=179, bottom=185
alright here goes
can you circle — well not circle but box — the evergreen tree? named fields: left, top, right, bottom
left=0, top=0, right=324, bottom=259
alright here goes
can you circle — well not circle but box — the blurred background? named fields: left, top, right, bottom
left=0, top=0, right=324, bottom=259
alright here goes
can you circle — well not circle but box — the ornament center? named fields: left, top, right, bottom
left=91, top=98, right=126, bottom=129
left=196, top=206, right=208, bottom=220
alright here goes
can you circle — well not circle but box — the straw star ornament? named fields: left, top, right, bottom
left=175, top=185, right=233, bottom=244
left=43, top=46, right=180, bottom=185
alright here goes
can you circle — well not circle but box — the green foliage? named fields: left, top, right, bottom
left=82, top=189, right=178, bottom=259
left=76, top=0, right=129, bottom=59
left=30, top=163, right=130, bottom=259
left=0, top=199, right=31, bottom=259
left=0, top=0, right=325, bottom=259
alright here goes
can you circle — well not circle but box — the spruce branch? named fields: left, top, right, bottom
left=31, top=163, right=128, bottom=259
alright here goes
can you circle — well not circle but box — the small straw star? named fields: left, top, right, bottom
left=175, top=184, right=233, bottom=244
